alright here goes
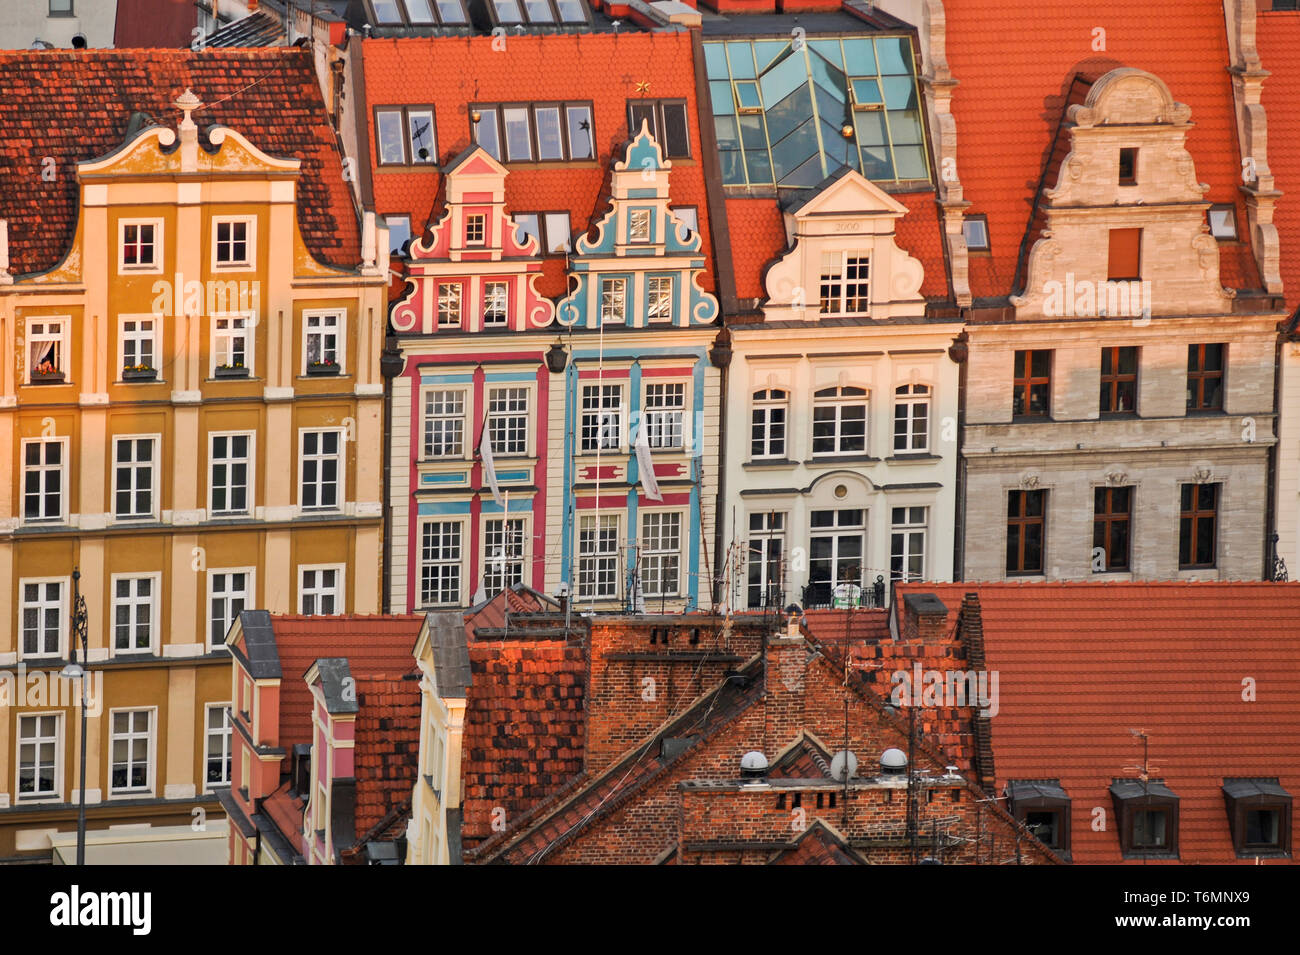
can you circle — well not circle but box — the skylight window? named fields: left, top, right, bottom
left=369, top=0, right=469, bottom=26
left=487, top=0, right=588, bottom=25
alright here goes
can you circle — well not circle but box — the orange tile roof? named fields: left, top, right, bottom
left=361, top=33, right=715, bottom=300
left=1259, top=13, right=1300, bottom=310
left=724, top=197, right=787, bottom=301
left=945, top=1, right=1258, bottom=300
left=352, top=672, right=423, bottom=837
left=0, top=48, right=360, bottom=276
left=895, top=582, right=1300, bottom=864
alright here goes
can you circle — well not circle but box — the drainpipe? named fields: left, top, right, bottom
left=948, top=330, right=970, bottom=581
left=709, top=329, right=733, bottom=608
left=380, top=336, right=406, bottom=613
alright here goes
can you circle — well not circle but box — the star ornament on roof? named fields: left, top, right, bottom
left=635, top=81, right=651, bottom=94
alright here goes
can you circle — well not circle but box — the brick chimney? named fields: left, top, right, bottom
left=901, top=593, right=950, bottom=643
left=763, top=632, right=807, bottom=749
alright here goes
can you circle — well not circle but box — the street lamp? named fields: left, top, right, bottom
left=60, top=567, right=90, bottom=866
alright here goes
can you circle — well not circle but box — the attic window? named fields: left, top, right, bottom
left=1118, top=148, right=1138, bottom=186
left=1223, top=778, right=1292, bottom=858
left=962, top=215, right=990, bottom=252
left=1110, top=778, right=1180, bottom=858
left=1007, top=780, right=1071, bottom=855
left=489, top=0, right=589, bottom=26
left=466, top=214, right=486, bottom=246
left=1208, top=204, right=1238, bottom=241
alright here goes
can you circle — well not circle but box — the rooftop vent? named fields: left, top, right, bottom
left=880, top=748, right=907, bottom=775
left=740, top=751, right=769, bottom=778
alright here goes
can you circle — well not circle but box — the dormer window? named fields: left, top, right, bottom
left=1118, top=147, right=1138, bottom=186
left=962, top=214, right=990, bottom=252
left=818, top=253, right=869, bottom=315
left=369, top=0, right=468, bottom=27
left=1208, top=204, right=1238, bottom=241
left=1006, top=780, right=1071, bottom=857
left=466, top=214, right=486, bottom=246
left=1224, top=778, right=1292, bottom=858
left=1111, top=778, right=1180, bottom=858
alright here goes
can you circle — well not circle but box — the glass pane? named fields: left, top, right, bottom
left=372, top=0, right=403, bottom=22
left=735, top=81, right=761, bottom=110
left=376, top=110, right=405, bottom=164
left=887, top=108, right=923, bottom=144
left=555, top=0, right=584, bottom=22
left=769, top=116, right=819, bottom=181
left=544, top=213, right=571, bottom=253
left=808, top=39, right=844, bottom=70
left=405, top=0, right=434, bottom=22
left=882, top=76, right=918, bottom=110
left=503, top=108, right=531, bottom=161
left=437, top=0, right=467, bottom=23
left=726, top=41, right=756, bottom=79
left=875, top=36, right=912, bottom=75
left=523, top=0, right=553, bottom=22
left=408, top=110, right=435, bottom=163
left=474, top=108, right=500, bottom=159
left=565, top=106, right=593, bottom=159
left=535, top=107, right=563, bottom=159
left=842, top=38, right=876, bottom=75
left=494, top=0, right=523, bottom=23
left=704, top=43, right=728, bottom=79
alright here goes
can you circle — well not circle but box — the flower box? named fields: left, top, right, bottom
left=29, top=369, right=65, bottom=384
left=122, top=367, right=158, bottom=382
left=214, top=365, right=249, bottom=379
left=306, top=362, right=340, bottom=376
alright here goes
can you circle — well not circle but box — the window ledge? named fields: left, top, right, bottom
left=743, top=458, right=796, bottom=469
left=1120, top=850, right=1179, bottom=861
left=1234, top=848, right=1290, bottom=859
left=1011, top=415, right=1055, bottom=424
left=1185, top=409, right=1227, bottom=417
left=805, top=455, right=879, bottom=466
left=884, top=453, right=940, bottom=463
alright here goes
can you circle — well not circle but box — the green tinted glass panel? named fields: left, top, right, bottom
left=735, top=81, right=762, bottom=110
left=875, top=36, right=912, bottom=74
left=809, top=51, right=848, bottom=100
left=719, top=149, right=745, bottom=184
left=860, top=144, right=893, bottom=179
left=727, top=41, right=756, bottom=79
left=764, top=83, right=814, bottom=145
left=855, top=110, right=887, bottom=146
left=714, top=115, right=739, bottom=149
left=770, top=118, right=820, bottom=181
left=744, top=149, right=773, bottom=184
left=760, top=50, right=809, bottom=107
left=851, top=78, right=882, bottom=105
left=739, top=113, right=768, bottom=150
left=887, top=109, right=924, bottom=144
left=882, top=76, right=918, bottom=110
left=809, top=40, right=844, bottom=70
left=754, top=40, right=790, bottom=72
left=704, top=43, right=728, bottom=78
left=785, top=153, right=827, bottom=188
left=842, top=38, right=876, bottom=75
left=893, top=146, right=928, bottom=179
left=710, top=81, right=735, bottom=115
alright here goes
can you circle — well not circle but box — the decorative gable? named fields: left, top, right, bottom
left=1012, top=68, right=1235, bottom=320
left=390, top=145, right=554, bottom=334
left=555, top=123, right=718, bottom=328
left=759, top=168, right=926, bottom=322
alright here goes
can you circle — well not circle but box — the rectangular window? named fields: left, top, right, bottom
left=20, top=580, right=65, bottom=659
left=205, top=705, right=233, bottom=789
left=120, top=220, right=160, bottom=271
left=483, top=518, right=525, bottom=596
left=535, top=106, right=564, bottom=160
left=746, top=511, right=785, bottom=609
left=120, top=317, right=157, bottom=373
left=438, top=282, right=462, bottom=328
left=1108, top=227, right=1142, bottom=280
left=475, top=102, right=594, bottom=162
left=1006, top=489, right=1046, bottom=575
left=581, top=383, right=623, bottom=452
left=27, top=318, right=67, bottom=381
left=305, top=311, right=342, bottom=371
left=209, top=570, right=251, bottom=650
left=376, top=105, right=437, bottom=165
left=890, top=506, right=927, bottom=582
left=647, top=276, right=674, bottom=323
left=110, top=709, right=154, bottom=795
left=299, top=566, right=343, bottom=615
left=1132, top=809, right=1169, bottom=849
left=503, top=107, right=533, bottom=161
left=300, top=429, right=342, bottom=511
left=578, top=514, right=620, bottom=599
left=1208, top=204, right=1238, bottom=241
left=465, top=213, right=486, bottom=246
left=483, top=281, right=509, bottom=326
left=423, top=389, right=465, bottom=457
left=629, top=208, right=651, bottom=243
left=751, top=389, right=787, bottom=459
left=213, top=315, right=251, bottom=374
left=962, top=214, right=990, bottom=251
left=210, top=432, right=253, bottom=515
left=1013, top=350, right=1051, bottom=417
left=1092, top=486, right=1132, bottom=572
left=1179, top=483, right=1219, bottom=569
left=892, top=384, right=930, bottom=452
left=113, top=436, right=157, bottom=520
left=385, top=214, right=412, bottom=256
left=818, top=253, right=869, bottom=314
left=420, top=521, right=462, bottom=606
left=600, top=277, right=627, bottom=324
left=22, top=438, right=65, bottom=522
left=214, top=217, right=253, bottom=268
left=112, top=575, right=156, bottom=654
left=566, top=105, right=595, bottom=159
left=640, top=512, right=682, bottom=597
left=643, top=382, right=685, bottom=450
left=627, top=100, right=691, bottom=158
left=1100, top=346, right=1138, bottom=415
left=809, top=509, right=865, bottom=605
left=487, top=387, right=528, bottom=455
left=1187, top=344, right=1225, bottom=412
left=18, top=714, right=60, bottom=800
left=1118, top=147, right=1138, bottom=186
left=812, top=386, right=868, bottom=455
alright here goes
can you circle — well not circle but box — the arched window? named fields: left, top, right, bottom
left=893, top=383, right=930, bottom=453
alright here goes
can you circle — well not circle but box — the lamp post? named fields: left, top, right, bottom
left=59, top=567, right=90, bottom=866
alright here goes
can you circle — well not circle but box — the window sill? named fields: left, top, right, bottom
left=1234, top=848, right=1290, bottom=859
left=1099, top=411, right=1139, bottom=420
left=211, top=264, right=255, bottom=272
left=1185, top=408, right=1227, bottom=417
left=212, top=368, right=253, bottom=380
left=806, top=454, right=879, bottom=466
left=884, top=453, right=940, bottom=463
left=1011, top=414, right=1054, bottom=423
left=743, top=458, right=796, bottom=469
left=1005, top=572, right=1046, bottom=580
left=1120, top=850, right=1179, bottom=860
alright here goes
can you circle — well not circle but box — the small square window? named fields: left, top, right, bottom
left=1208, top=204, right=1238, bottom=241
left=466, top=214, right=486, bottom=246
left=1118, top=147, right=1138, bottom=186
left=962, top=215, right=989, bottom=251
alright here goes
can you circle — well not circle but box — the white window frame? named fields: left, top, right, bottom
left=465, top=213, right=486, bottom=246
left=577, top=512, right=621, bottom=601
left=890, top=505, right=928, bottom=583
left=208, top=568, right=254, bottom=652
left=437, top=282, right=463, bottom=329
left=111, top=433, right=160, bottom=521
left=642, top=380, right=687, bottom=450
left=204, top=703, right=233, bottom=792
left=108, top=707, right=157, bottom=798
left=299, top=564, right=346, bottom=616
left=302, top=309, right=346, bottom=375
left=118, top=314, right=159, bottom=376
left=18, top=576, right=67, bottom=661
left=421, top=386, right=468, bottom=459
left=110, top=572, right=161, bottom=656
left=746, top=510, right=786, bottom=609
left=211, top=312, right=255, bottom=377
left=599, top=276, right=627, bottom=324
left=487, top=385, right=530, bottom=456
left=209, top=430, right=255, bottom=516
left=482, top=515, right=528, bottom=597
left=25, top=316, right=69, bottom=384
left=750, top=389, right=788, bottom=460
left=483, top=280, right=510, bottom=327
left=211, top=215, right=256, bottom=271
left=21, top=436, right=68, bottom=523
left=629, top=208, right=651, bottom=243
left=298, top=428, right=345, bottom=513
left=580, top=382, right=624, bottom=453
left=811, top=387, right=869, bottom=457
left=892, top=383, right=931, bottom=453
left=418, top=519, right=465, bottom=608
left=647, top=275, right=674, bottom=323
left=818, top=251, right=870, bottom=316
left=16, top=712, right=62, bottom=803
left=639, top=510, right=682, bottom=598
left=118, top=217, right=164, bottom=274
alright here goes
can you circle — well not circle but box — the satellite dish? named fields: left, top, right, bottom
left=830, top=750, right=858, bottom=782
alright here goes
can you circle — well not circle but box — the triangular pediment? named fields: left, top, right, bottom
left=788, top=168, right=909, bottom=221
left=445, top=145, right=509, bottom=179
